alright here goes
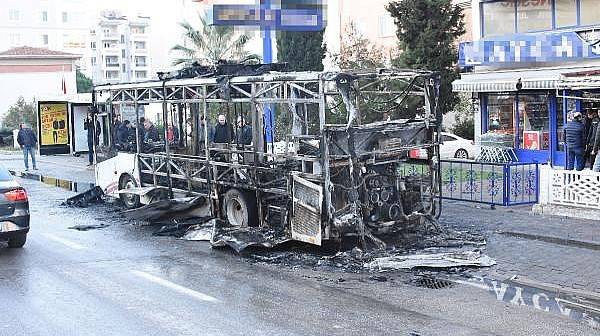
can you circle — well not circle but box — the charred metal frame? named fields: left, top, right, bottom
left=93, top=69, right=443, bottom=244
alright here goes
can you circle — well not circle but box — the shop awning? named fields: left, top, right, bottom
left=452, top=78, right=558, bottom=93
left=558, top=70, right=600, bottom=90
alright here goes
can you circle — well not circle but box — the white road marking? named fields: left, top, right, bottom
left=131, top=270, right=220, bottom=303
left=42, top=233, right=86, bottom=250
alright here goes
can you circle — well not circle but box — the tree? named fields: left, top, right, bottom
left=2, top=97, right=37, bottom=131
left=450, top=93, right=475, bottom=140
left=276, top=30, right=326, bottom=71
left=333, top=22, right=386, bottom=70
left=76, top=69, right=93, bottom=93
left=387, top=0, right=465, bottom=114
left=171, top=14, right=258, bottom=66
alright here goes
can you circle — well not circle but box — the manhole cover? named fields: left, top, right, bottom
left=414, top=277, right=454, bottom=289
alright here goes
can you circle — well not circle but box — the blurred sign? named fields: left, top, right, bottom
left=39, top=103, right=69, bottom=146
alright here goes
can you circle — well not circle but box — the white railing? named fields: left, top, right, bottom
left=540, top=165, right=600, bottom=210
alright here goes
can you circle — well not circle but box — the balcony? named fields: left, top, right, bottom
left=104, top=63, right=120, bottom=68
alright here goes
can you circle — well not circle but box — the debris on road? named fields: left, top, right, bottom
left=153, top=217, right=213, bottom=237
left=68, top=223, right=110, bottom=231
left=122, top=197, right=208, bottom=222
left=364, top=251, right=496, bottom=272
left=62, top=186, right=104, bottom=207
left=210, top=219, right=291, bottom=253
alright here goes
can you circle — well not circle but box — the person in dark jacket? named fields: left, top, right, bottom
left=236, top=116, right=252, bottom=146
left=144, top=120, right=160, bottom=142
left=84, top=116, right=101, bottom=166
left=116, top=120, right=131, bottom=147
left=565, top=112, right=586, bottom=171
left=212, top=114, right=232, bottom=144
left=17, top=123, right=38, bottom=171
left=584, top=110, right=600, bottom=168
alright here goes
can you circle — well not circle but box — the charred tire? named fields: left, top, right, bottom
left=8, top=234, right=27, bottom=248
left=454, top=149, right=469, bottom=159
left=222, top=189, right=258, bottom=227
left=119, top=174, right=141, bottom=209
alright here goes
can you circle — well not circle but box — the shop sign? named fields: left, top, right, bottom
left=459, top=30, right=600, bottom=67
left=523, top=131, right=540, bottom=150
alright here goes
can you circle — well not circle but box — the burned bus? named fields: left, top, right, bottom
left=92, top=64, right=442, bottom=246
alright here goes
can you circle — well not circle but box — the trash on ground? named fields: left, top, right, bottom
left=62, top=186, right=104, bottom=207
left=210, top=219, right=290, bottom=253
left=122, top=197, right=207, bottom=221
left=153, top=217, right=212, bottom=238
left=68, top=223, right=110, bottom=231
left=364, top=251, right=496, bottom=272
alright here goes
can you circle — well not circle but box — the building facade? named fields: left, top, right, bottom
left=454, top=0, right=600, bottom=166
left=0, top=0, right=91, bottom=74
left=0, top=46, right=80, bottom=124
left=89, top=11, right=151, bottom=84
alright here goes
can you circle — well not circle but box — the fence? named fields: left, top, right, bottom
left=398, top=160, right=539, bottom=206
left=541, top=166, right=600, bottom=210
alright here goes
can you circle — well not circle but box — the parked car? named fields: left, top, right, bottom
left=410, top=132, right=475, bottom=160
left=0, top=166, right=29, bottom=248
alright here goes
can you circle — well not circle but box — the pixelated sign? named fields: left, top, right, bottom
left=39, top=103, right=69, bottom=146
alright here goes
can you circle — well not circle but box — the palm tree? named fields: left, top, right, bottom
left=171, top=14, right=259, bottom=66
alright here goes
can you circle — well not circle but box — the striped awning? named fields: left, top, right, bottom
left=452, top=78, right=558, bottom=92
left=558, top=76, right=600, bottom=90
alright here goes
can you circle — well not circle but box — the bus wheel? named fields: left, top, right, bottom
left=119, top=174, right=141, bottom=209
left=222, top=189, right=257, bottom=227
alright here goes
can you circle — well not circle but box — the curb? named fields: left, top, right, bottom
left=10, top=169, right=95, bottom=193
left=499, top=231, right=600, bottom=251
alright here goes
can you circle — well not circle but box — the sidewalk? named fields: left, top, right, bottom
left=441, top=201, right=600, bottom=294
left=0, top=151, right=95, bottom=184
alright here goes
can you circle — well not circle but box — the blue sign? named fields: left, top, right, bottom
left=209, top=4, right=326, bottom=31
left=459, top=31, right=600, bottom=68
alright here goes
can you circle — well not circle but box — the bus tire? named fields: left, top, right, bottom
left=222, top=189, right=258, bottom=227
left=119, top=174, right=142, bottom=209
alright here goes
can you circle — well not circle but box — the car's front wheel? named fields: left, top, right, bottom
left=8, top=234, right=27, bottom=248
left=454, top=149, right=469, bottom=159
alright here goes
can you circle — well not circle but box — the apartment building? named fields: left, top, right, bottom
left=0, top=0, right=90, bottom=73
left=89, top=11, right=151, bottom=84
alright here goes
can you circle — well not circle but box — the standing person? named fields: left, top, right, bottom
left=236, top=116, right=253, bottom=146
left=84, top=115, right=101, bottom=166
left=116, top=120, right=131, bottom=148
left=17, top=123, right=38, bottom=171
left=137, top=117, right=146, bottom=145
left=212, top=114, right=232, bottom=144
left=565, top=111, right=586, bottom=171
left=585, top=110, right=600, bottom=168
left=144, top=120, right=160, bottom=142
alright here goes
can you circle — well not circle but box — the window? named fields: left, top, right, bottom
left=105, top=71, right=119, bottom=79
left=442, top=134, right=457, bottom=142
left=517, top=0, right=552, bottom=33
left=134, top=41, right=146, bottom=50
left=518, top=95, right=550, bottom=150
left=581, top=0, right=600, bottom=25
left=103, top=28, right=110, bottom=36
left=120, top=35, right=125, bottom=43
left=135, top=71, right=147, bottom=79
left=487, top=94, right=516, bottom=146
left=10, top=33, right=20, bottom=46
left=90, top=29, right=96, bottom=34
left=482, top=1, right=515, bottom=37
left=91, top=41, right=96, bottom=49
left=103, top=42, right=111, bottom=48
left=91, top=57, right=96, bottom=66
left=122, top=49, right=126, bottom=58
left=9, top=9, right=20, bottom=21
left=135, top=56, right=146, bottom=66
left=122, top=64, right=126, bottom=72
left=42, top=34, right=49, bottom=45
left=62, top=12, right=68, bottom=23
left=42, top=11, right=48, bottom=22
left=555, top=0, right=577, bottom=27
left=131, top=26, right=145, bottom=34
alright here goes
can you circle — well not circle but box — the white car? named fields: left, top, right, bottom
left=409, top=132, right=475, bottom=160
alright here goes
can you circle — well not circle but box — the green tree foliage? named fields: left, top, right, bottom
left=387, top=0, right=465, bottom=114
left=276, top=30, right=326, bottom=71
left=2, top=97, right=37, bottom=131
left=451, top=93, right=475, bottom=140
left=172, top=14, right=258, bottom=66
left=333, top=22, right=386, bottom=70
left=76, top=69, right=93, bottom=93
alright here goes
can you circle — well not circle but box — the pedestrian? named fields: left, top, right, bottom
left=565, top=111, right=586, bottom=171
left=236, top=116, right=252, bottom=146
left=584, top=110, right=600, bottom=168
left=16, top=123, right=38, bottom=171
left=116, top=120, right=131, bottom=148
left=144, top=120, right=160, bottom=142
left=84, top=115, right=101, bottom=166
left=137, top=117, right=146, bottom=144
left=212, top=114, right=232, bottom=144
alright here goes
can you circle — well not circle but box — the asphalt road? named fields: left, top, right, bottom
left=0, top=179, right=596, bottom=336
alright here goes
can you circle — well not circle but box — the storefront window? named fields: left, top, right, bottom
left=581, top=0, right=600, bottom=25
left=483, top=1, right=516, bottom=37
left=555, top=0, right=577, bottom=27
left=519, top=95, right=550, bottom=150
left=517, top=0, right=552, bottom=32
left=487, top=94, right=515, bottom=145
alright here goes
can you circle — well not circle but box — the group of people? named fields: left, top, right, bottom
left=191, top=114, right=253, bottom=147
left=564, top=109, right=600, bottom=171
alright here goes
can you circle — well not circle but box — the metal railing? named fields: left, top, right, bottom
left=398, top=160, right=539, bottom=206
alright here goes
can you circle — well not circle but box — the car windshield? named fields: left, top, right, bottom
left=0, top=167, right=13, bottom=181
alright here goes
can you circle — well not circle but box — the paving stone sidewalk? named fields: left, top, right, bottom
left=0, top=151, right=94, bottom=184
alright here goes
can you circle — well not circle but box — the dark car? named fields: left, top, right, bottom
left=0, top=166, right=29, bottom=248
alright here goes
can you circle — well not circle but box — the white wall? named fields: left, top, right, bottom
left=0, top=70, right=77, bottom=125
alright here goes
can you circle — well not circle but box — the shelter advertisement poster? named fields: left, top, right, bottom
left=39, top=103, right=69, bottom=146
